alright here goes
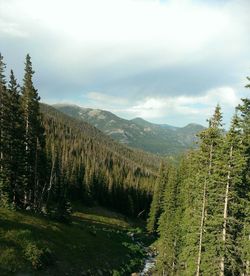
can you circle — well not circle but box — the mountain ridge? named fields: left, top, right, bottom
left=53, top=104, right=205, bottom=155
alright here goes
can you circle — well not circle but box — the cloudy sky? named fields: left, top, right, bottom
left=0, top=0, right=249, bottom=126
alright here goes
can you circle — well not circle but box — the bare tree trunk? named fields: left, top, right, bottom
left=33, top=137, right=38, bottom=210
left=24, top=104, right=29, bottom=206
left=196, top=177, right=207, bottom=276
left=196, top=143, right=213, bottom=276
left=220, top=145, right=233, bottom=276
left=46, top=152, right=55, bottom=208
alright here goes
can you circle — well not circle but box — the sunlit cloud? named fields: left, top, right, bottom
left=124, top=86, right=242, bottom=125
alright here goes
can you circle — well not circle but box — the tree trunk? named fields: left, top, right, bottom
left=196, top=143, right=213, bottom=276
left=33, top=137, right=38, bottom=209
left=24, top=104, right=29, bottom=206
left=220, top=145, right=233, bottom=276
left=46, top=153, right=55, bottom=209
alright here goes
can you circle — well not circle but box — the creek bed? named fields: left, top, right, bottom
left=139, top=247, right=157, bottom=275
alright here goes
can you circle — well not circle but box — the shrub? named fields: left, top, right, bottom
left=0, top=248, right=20, bottom=273
left=24, top=242, right=53, bottom=269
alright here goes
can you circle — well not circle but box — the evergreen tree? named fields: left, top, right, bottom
left=6, top=70, right=25, bottom=207
left=0, top=53, right=10, bottom=206
left=196, top=105, right=224, bottom=275
left=147, top=162, right=167, bottom=233
left=237, top=86, right=250, bottom=275
left=21, top=54, right=46, bottom=210
left=219, top=114, right=247, bottom=275
left=157, top=165, right=179, bottom=275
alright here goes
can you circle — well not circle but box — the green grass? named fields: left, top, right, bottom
left=0, top=205, right=146, bottom=275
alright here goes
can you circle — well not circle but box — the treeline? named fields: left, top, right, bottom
left=147, top=86, right=250, bottom=275
left=0, top=54, right=156, bottom=220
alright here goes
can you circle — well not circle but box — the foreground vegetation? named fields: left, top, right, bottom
left=0, top=205, right=148, bottom=275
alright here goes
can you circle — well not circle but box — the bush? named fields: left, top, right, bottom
left=112, top=270, right=121, bottom=276
left=24, top=243, right=53, bottom=269
left=0, top=248, right=20, bottom=273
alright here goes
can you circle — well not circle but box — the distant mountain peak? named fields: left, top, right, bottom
left=182, top=123, right=205, bottom=129
left=131, top=117, right=147, bottom=122
left=54, top=103, right=204, bottom=155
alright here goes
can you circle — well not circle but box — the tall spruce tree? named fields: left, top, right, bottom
left=147, top=162, right=167, bottom=233
left=157, top=165, right=179, bottom=275
left=0, top=53, right=10, bottom=206
left=21, top=54, right=46, bottom=210
left=173, top=150, right=203, bottom=274
left=6, top=70, right=25, bottom=207
left=196, top=105, right=224, bottom=275
left=237, top=84, right=250, bottom=275
left=219, top=113, right=247, bottom=275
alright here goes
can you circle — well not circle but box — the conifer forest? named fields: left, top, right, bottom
left=0, top=1, right=250, bottom=273
left=0, top=51, right=249, bottom=275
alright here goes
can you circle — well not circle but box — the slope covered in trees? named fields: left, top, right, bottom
left=41, top=103, right=158, bottom=218
left=147, top=82, right=250, bottom=275
left=54, top=104, right=204, bottom=155
left=0, top=53, right=159, bottom=220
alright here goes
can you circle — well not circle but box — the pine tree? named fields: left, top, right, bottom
left=176, top=151, right=201, bottom=274
left=21, top=54, right=46, bottom=210
left=147, top=162, right=167, bottom=233
left=157, top=165, right=179, bottom=275
left=237, top=86, right=250, bottom=275
left=6, top=70, right=25, bottom=207
left=196, top=105, right=224, bottom=275
left=219, top=114, right=247, bottom=275
left=0, top=53, right=10, bottom=206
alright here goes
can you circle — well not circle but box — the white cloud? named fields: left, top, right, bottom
left=126, top=86, right=241, bottom=120
left=1, top=0, right=249, bottom=77
left=0, top=0, right=249, bottom=62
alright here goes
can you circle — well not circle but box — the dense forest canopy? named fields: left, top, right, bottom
left=147, top=83, right=250, bottom=275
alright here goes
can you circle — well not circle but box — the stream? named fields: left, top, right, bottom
left=129, top=232, right=157, bottom=276
left=140, top=253, right=156, bottom=275
left=139, top=246, right=157, bottom=276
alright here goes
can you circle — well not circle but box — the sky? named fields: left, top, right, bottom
left=0, top=0, right=249, bottom=127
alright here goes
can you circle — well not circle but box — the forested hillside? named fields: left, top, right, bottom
left=54, top=104, right=204, bottom=155
left=147, top=82, right=250, bottom=275
left=41, top=103, right=159, bottom=218
left=0, top=53, right=159, bottom=220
